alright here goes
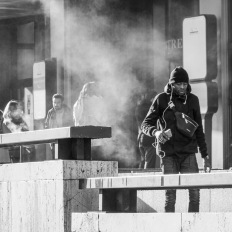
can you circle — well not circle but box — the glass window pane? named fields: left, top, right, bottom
left=17, top=22, right=34, bottom=44
left=17, top=49, right=34, bottom=79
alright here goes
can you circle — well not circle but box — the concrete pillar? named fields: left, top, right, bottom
left=199, top=0, right=225, bottom=169
left=49, top=0, right=65, bottom=95
left=0, top=160, right=118, bottom=232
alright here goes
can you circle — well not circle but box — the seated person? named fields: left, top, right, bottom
left=1, top=100, right=35, bottom=162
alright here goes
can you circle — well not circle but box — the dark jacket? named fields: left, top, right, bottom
left=45, top=104, right=74, bottom=129
left=135, top=98, right=155, bottom=147
left=141, top=84, right=208, bottom=158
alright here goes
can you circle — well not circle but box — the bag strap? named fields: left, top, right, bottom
left=0, top=119, right=3, bottom=134
left=157, top=118, right=164, bottom=131
left=168, top=101, right=177, bottom=112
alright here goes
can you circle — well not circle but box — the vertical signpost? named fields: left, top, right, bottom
left=33, top=61, right=46, bottom=121
left=33, top=58, right=57, bottom=130
left=183, top=15, right=218, bottom=168
left=24, top=87, right=34, bottom=131
left=33, top=59, right=57, bottom=160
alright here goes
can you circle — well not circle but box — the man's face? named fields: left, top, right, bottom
left=53, top=98, right=63, bottom=111
left=172, top=82, right=188, bottom=96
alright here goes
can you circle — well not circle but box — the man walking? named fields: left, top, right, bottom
left=142, top=66, right=211, bottom=212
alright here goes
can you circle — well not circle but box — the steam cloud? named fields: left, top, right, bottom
left=41, top=0, right=167, bottom=167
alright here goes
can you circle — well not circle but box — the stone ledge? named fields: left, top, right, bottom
left=0, top=160, right=118, bottom=181
left=71, top=212, right=232, bottom=232
left=81, top=172, right=232, bottom=189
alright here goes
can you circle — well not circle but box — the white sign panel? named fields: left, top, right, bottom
left=24, top=87, right=34, bottom=130
left=183, top=16, right=207, bottom=80
left=33, top=62, right=46, bottom=120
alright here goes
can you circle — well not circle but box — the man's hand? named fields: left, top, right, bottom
left=203, top=155, right=211, bottom=173
left=154, top=130, right=170, bottom=144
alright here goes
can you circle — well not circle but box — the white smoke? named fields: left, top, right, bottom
left=41, top=0, right=166, bottom=167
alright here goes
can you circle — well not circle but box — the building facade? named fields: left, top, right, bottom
left=0, top=0, right=231, bottom=169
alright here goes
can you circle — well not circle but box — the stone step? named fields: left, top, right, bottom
left=71, top=212, right=232, bottom=232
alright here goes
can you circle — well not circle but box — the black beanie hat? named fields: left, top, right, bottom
left=169, top=66, right=189, bottom=84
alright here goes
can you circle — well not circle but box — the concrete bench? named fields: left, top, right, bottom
left=0, top=126, right=111, bottom=160
left=79, top=172, right=232, bottom=212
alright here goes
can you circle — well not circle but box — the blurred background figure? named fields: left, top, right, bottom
left=135, top=90, right=157, bottom=169
left=0, top=110, right=3, bottom=134
left=45, top=93, right=73, bottom=129
left=1, top=100, right=35, bottom=163
left=73, top=82, right=109, bottom=126
left=73, top=81, right=110, bottom=161
left=44, top=93, right=73, bottom=159
left=2, top=100, right=29, bottom=133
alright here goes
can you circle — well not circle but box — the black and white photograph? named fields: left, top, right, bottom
left=0, top=0, right=230, bottom=232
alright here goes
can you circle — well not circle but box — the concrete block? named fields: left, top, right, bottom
left=182, top=213, right=232, bottom=232
left=71, top=212, right=232, bottom=232
left=108, top=175, right=162, bottom=188
left=98, top=213, right=182, bottom=232
left=0, top=180, right=63, bottom=232
left=137, top=189, right=189, bottom=213
left=63, top=181, right=100, bottom=232
left=0, top=160, right=117, bottom=232
left=0, top=181, right=12, bottom=232
left=162, top=174, right=180, bottom=187
left=0, top=161, right=64, bottom=181
left=0, top=160, right=118, bottom=181
left=71, top=213, right=182, bottom=232
left=71, top=213, right=99, bottom=232
left=176, top=189, right=189, bottom=212
left=210, top=188, right=232, bottom=212
left=62, top=160, right=118, bottom=179
left=138, top=188, right=231, bottom=213
left=199, top=189, right=211, bottom=212
left=137, top=190, right=165, bottom=212
left=180, top=172, right=232, bottom=187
